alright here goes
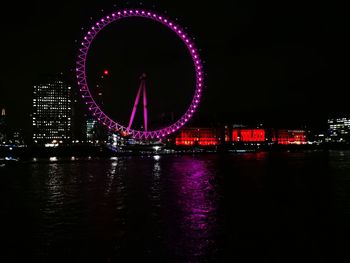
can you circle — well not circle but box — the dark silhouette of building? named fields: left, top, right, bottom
left=0, top=108, right=6, bottom=143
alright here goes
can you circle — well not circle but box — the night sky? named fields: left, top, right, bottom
left=0, top=0, right=346, bottom=132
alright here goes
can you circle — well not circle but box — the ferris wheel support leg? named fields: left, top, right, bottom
left=143, top=81, right=148, bottom=132
left=127, top=84, right=142, bottom=131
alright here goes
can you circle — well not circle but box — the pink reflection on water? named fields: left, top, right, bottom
left=172, top=157, right=218, bottom=258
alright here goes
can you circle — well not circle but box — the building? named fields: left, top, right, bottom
left=232, top=128, right=266, bottom=143
left=327, top=117, right=350, bottom=143
left=175, top=127, right=220, bottom=146
left=272, top=129, right=307, bottom=145
left=32, top=78, right=72, bottom=145
left=0, top=108, right=6, bottom=143
left=86, top=118, right=97, bottom=141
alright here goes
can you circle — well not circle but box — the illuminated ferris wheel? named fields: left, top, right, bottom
left=76, top=9, right=204, bottom=140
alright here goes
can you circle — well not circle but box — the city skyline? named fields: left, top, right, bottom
left=0, top=0, right=347, bottom=132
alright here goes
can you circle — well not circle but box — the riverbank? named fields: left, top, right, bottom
left=2, top=143, right=350, bottom=159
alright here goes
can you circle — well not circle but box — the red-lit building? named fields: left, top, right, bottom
left=272, top=129, right=307, bottom=145
left=175, top=127, right=220, bottom=146
left=174, top=126, right=307, bottom=147
left=232, top=129, right=266, bottom=142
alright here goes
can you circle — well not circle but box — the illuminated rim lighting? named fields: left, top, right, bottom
left=76, top=9, right=204, bottom=140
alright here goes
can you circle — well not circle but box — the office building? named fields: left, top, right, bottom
left=32, top=79, right=72, bottom=145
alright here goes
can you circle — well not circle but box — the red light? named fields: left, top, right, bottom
left=175, top=128, right=220, bottom=146
left=103, top=70, right=109, bottom=75
left=232, top=129, right=265, bottom=142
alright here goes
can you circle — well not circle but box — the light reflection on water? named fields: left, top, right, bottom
left=172, top=158, right=218, bottom=259
left=1, top=152, right=350, bottom=262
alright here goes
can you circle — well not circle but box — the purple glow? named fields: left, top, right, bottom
left=143, top=80, right=148, bottom=132
left=76, top=8, right=204, bottom=140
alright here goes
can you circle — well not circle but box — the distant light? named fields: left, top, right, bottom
left=103, top=70, right=109, bottom=75
left=153, top=146, right=161, bottom=151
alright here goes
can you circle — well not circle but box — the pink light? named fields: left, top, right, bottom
left=103, top=70, right=109, bottom=75
left=76, top=8, right=204, bottom=141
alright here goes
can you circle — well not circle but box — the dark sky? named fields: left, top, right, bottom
left=0, top=0, right=347, bottom=131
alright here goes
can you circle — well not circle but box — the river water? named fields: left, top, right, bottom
left=1, top=151, right=350, bottom=262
